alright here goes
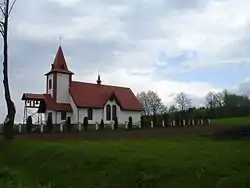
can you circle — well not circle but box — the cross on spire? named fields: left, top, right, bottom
left=59, top=36, right=62, bottom=46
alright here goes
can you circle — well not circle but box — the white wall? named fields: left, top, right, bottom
left=69, top=94, right=78, bottom=124
left=56, top=73, right=70, bottom=103
left=45, top=110, right=72, bottom=124
left=119, top=110, right=141, bottom=124
left=78, top=108, right=103, bottom=124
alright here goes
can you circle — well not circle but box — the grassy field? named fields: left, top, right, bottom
left=211, top=116, right=250, bottom=125
left=1, top=133, right=250, bottom=188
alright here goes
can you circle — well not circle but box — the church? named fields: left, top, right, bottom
left=21, top=46, right=143, bottom=126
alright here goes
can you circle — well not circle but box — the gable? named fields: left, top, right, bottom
left=69, top=81, right=143, bottom=111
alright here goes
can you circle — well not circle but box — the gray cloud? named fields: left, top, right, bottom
left=1, top=0, right=250, bottom=123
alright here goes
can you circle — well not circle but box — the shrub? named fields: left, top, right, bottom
left=114, top=117, right=118, bottom=129
left=26, top=116, right=32, bottom=133
left=140, top=116, right=144, bottom=128
left=83, top=116, right=88, bottom=130
left=100, top=119, right=104, bottom=130
left=47, top=115, right=53, bottom=132
left=66, top=117, right=71, bottom=132
left=128, top=116, right=133, bottom=129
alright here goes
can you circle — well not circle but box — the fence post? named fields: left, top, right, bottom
left=95, top=122, right=99, bottom=130
left=192, top=119, right=195, bottom=126
left=201, top=119, right=204, bottom=126
left=150, top=121, right=154, bottom=128
left=125, top=121, right=128, bottom=129
left=78, top=123, right=82, bottom=131
left=18, top=124, right=22, bottom=133
left=172, top=120, right=176, bottom=127
left=40, top=124, right=43, bottom=133
left=60, top=123, right=63, bottom=132
left=162, top=120, right=165, bottom=128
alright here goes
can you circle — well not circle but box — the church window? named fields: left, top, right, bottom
left=87, top=108, right=93, bottom=120
left=106, top=104, right=111, bottom=121
left=61, top=111, right=67, bottom=120
left=48, top=79, right=52, bottom=89
left=112, top=105, right=117, bottom=120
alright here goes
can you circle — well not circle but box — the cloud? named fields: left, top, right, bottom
left=0, top=0, right=250, bottom=123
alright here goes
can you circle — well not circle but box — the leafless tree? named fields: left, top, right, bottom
left=0, top=0, right=17, bottom=140
left=175, top=92, right=191, bottom=111
left=205, top=92, right=217, bottom=108
left=137, top=90, right=165, bottom=116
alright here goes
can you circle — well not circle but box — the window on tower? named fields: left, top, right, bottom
left=48, top=79, right=52, bottom=89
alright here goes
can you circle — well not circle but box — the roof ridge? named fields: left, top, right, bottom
left=72, top=80, right=130, bottom=89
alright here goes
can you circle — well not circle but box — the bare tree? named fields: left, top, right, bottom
left=205, top=92, right=217, bottom=108
left=0, top=0, right=17, bottom=140
left=137, top=90, right=165, bottom=116
left=175, top=92, right=191, bottom=111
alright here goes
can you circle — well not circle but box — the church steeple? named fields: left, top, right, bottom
left=96, top=74, right=102, bottom=85
left=45, top=46, right=74, bottom=75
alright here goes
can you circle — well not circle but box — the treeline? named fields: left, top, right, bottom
left=137, top=90, right=250, bottom=125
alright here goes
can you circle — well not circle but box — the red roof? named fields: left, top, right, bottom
left=43, top=94, right=72, bottom=111
left=45, top=46, right=74, bottom=75
left=22, top=93, right=44, bottom=101
left=69, top=81, right=143, bottom=111
left=22, top=93, right=72, bottom=112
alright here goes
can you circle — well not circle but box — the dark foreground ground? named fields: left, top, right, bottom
left=1, top=124, right=250, bottom=188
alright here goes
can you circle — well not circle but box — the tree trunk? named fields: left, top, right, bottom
left=2, top=0, right=16, bottom=140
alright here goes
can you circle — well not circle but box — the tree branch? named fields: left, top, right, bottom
left=0, top=6, right=5, bottom=15
left=0, top=21, right=4, bottom=37
left=8, top=0, right=17, bottom=15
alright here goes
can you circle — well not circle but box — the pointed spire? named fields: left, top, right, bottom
left=45, top=46, right=74, bottom=75
left=96, top=74, right=102, bottom=85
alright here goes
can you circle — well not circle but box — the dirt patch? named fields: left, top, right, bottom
left=210, top=125, right=250, bottom=140
left=14, top=125, right=240, bottom=141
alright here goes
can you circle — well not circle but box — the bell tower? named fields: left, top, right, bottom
left=45, top=46, right=74, bottom=103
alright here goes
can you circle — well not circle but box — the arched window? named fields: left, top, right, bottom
left=87, top=108, right=93, bottom=120
left=112, top=105, right=117, bottom=120
left=106, top=104, right=111, bottom=120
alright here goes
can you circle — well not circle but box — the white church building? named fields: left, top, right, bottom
left=21, top=46, right=143, bottom=126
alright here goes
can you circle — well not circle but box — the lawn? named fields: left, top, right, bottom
left=1, top=134, right=250, bottom=188
left=211, top=116, right=250, bottom=125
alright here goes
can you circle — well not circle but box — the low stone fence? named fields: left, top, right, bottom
left=15, top=118, right=211, bottom=134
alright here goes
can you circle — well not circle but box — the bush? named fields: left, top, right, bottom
left=26, top=116, right=32, bottom=133
left=66, top=117, right=71, bottom=132
left=47, top=115, right=53, bottom=132
left=83, top=117, right=88, bottom=130
left=128, top=116, right=133, bottom=129
left=140, top=116, right=144, bottom=128
left=114, top=117, right=118, bottom=129
left=100, top=119, right=104, bottom=130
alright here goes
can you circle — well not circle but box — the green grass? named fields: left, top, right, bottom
left=211, top=116, right=250, bottom=125
left=1, top=136, right=250, bottom=188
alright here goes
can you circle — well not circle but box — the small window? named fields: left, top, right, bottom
left=61, top=111, right=67, bottom=120
left=48, top=79, right=52, bottom=89
left=87, top=108, right=93, bottom=120
left=112, top=105, right=117, bottom=120
left=106, top=104, right=111, bottom=120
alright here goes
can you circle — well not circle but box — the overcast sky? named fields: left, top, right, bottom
left=1, top=0, right=250, bottom=123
